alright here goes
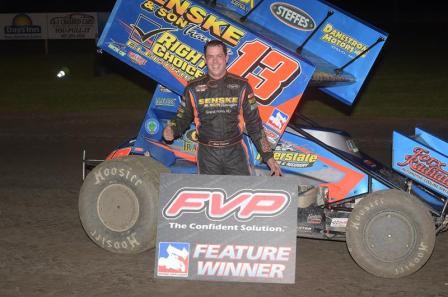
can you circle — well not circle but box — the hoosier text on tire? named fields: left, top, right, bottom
left=79, top=156, right=168, bottom=254
left=346, top=189, right=435, bottom=278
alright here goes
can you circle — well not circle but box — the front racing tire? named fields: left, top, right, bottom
left=346, top=189, right=435, bottom=278
left=79, top=156, right=168, bottom=254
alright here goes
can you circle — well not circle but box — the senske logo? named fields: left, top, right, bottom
left=163, top=188, right=291, bottom=221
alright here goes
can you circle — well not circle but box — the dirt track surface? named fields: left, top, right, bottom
left=1, top=111, right=447, bottom=297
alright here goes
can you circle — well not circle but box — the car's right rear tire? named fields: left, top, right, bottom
left=346, top=189, right=435, bottom=278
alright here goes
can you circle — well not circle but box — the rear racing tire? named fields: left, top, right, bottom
left=346, top=189, right=435, bottom=278
left=79, top=156, right=168, bottom=254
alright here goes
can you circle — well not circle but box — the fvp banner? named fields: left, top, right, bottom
left=155, top=173, right=299, bottom=283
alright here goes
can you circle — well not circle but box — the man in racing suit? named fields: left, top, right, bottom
left=163, top=40, right=281, bottom=176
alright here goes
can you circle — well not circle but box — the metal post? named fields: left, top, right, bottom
left=296, top=10, right=334, bottom=54
left=335, top=37, right=385, bottom=75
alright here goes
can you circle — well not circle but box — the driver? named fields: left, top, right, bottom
left=163, top=40, right=281, bottom=176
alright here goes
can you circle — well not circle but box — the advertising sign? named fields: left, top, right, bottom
left=98, top=0, right=315, bottom=147
left=155, top=173, right=298, bottom=283
left=0, top=13, right=47, bottom=40
left=393, top=131, right=448, bottom=197
left=218, top=0, right=388, bottom=105
left=47, top=12, right=98, bottom=39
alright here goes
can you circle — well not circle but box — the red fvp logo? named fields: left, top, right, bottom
left=163, top=189, right=290, bottom=221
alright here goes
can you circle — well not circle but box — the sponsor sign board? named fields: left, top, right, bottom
left=156, top=173, right=298, bottom=283
left=47, top=12, right=98, bottom=39
left=0, top=12, right=98, bottom=40
left=0, top=13, right=47, bottom=39
left=98, top=0, right=316, bottom=147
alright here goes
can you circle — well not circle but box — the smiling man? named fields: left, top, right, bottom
left=163, top=40, right=281, bottom=176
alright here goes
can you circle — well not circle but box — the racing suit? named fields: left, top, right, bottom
left=169, top=72, right=273, bottom=175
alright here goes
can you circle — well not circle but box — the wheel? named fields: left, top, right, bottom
left=346, top=189, right=435, bottom=278
left=79, top=156, right=168, bottom=254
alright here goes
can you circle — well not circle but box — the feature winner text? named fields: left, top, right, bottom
left=193, top=244, right=291, bottom=278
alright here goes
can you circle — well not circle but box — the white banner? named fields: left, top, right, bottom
left=47, top=12, right=98, bottom=39
left=0, top=13, right=47, bottom=40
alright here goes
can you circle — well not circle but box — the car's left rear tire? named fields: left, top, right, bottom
left=79, top=156, right=168, bottom=254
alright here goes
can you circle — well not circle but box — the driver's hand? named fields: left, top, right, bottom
left=163, top=126, right=174, bottom=142
left=267, top=157, right=282, bottom=176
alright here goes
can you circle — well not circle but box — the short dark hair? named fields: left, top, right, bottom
left=204, top=40, right=227, bottom=56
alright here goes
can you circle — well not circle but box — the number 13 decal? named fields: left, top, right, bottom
left=228, top=40, right=301, bottom=104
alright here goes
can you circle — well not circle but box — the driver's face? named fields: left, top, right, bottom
left=205, top=45, right=228, bottom=80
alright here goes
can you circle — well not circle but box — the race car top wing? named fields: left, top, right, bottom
left=216, top=0, right=389, bottom=105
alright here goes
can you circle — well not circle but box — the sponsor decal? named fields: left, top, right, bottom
left=230, top=0, right=254, bottom=12
left=198, top=97, right=238, bottom=107
left=163, top=188, right=291, bottom=221
left=248, top=93, right=258, bottom=111
left=151, top=32, right=206, bottom=79
left=182, top=129, right=198, bottom=152
left=192, top=244, right=291, bottom=278
left=107, top=40, right=127, bottom=56
left=270, top=2, right=315, bottom=31
left=168, top=222, right=286, bottom=232
left=227, top=83, right=240, bottom=90
left=159, top=85, right=171, bottom=92
left=129, top=14, right=173, bottom=45
left=297, top=225, right=312, bottom=233
left=131, top=24, right=174, bottom=43
left=93, top=163, right=141, bottom=185
left=90, top=230, right=141, bottom=250
left=141, top=0, right=245, bottom=46
left=128, top=51, right=147, bottom=65
left=183, top=24, right=210, bottom=43
left=157, top=242, right=190, bottom=277
left=155, top=97, right=177, bottom=106
left=125, top=14, right=206, bottom=81
left=307, top=215, right=322, bottom=225
left=256, top=143, right=318, bottom=168
left=127, top=30, right=206, bottom=80
left=330, top=217, right=348, bottom=228
left=4, top=14, right=41, bottom=36
left=267, top=109, right=288, bottom=132
left=321, top=23, right=368, bottom=57
left=156, top=97, right=177, bottom=106
left=185, top=129, right=198, bottom=142
left=263, top=127, right=280, bottom=145
left=145, top=118, right=160, bottom=134
left=195, top=84, right=208, bottom=92
left=397, top=147, right=448, bottom=190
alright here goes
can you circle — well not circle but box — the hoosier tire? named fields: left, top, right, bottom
left=79, top=156, right=168, bottom=254
left=346, top=189, right=435, bottom=278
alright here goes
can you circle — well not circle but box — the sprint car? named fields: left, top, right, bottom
left=79, top=0, right=447, bottom=278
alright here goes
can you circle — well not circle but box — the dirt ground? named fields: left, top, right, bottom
left=0, top=110, right=447, bottom=297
